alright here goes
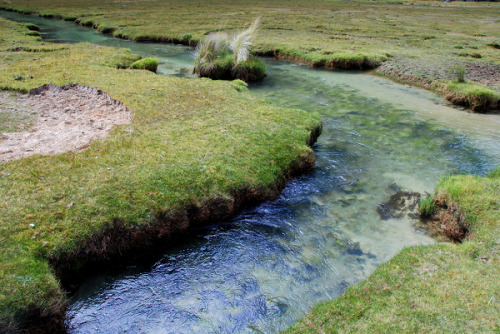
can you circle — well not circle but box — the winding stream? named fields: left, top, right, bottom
left=2, top=11, right=500, bottom=333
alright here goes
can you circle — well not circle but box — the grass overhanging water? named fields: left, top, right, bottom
left=0, top=17, right=321, bottom=331
left=286, top=167, right=499, bottom=333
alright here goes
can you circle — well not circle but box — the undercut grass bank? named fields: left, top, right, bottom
left=1, top=0, right=499, bottom=111
left=285, top=167, right=499, bottom=333
left=0, top=18, right=321, bottom=331
left=444, top=81, right=499, bottom=112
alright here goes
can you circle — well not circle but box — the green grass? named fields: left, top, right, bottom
left=285, top=167, right=499, bottom=333
left=0, top=0, right=498, bottom=69
left=24, top=23, right=39, bottom=31
left=193, top=19, right=267, bottom=82
left=0, top=17, right=321, bottom=330
left=1, top=0, right=498, bottom=109
left=444, top=81, right=500, bottom=112
left=418, top=194, right=436, bottom=219
left=0, top=0, right=498, bottom=330
left=129, top=57, right=158, bottom=73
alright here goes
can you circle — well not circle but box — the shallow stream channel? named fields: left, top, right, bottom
left=2, top=11, right=500, bottom=333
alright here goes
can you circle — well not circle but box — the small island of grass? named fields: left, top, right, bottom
left=193, top=18, right=266, bottom=82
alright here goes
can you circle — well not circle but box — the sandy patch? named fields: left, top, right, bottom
left=378, top=57, right=500, bottom=88
left=0, top=85, right=131, bottom=163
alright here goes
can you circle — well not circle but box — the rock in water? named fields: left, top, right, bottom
left=377, top=191, right=421, bottom=220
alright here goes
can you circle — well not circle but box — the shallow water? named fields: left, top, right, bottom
left=2, top=11, right=499, bottom=333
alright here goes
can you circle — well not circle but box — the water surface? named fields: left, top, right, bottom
left=1, top=11, right=499, bottom=333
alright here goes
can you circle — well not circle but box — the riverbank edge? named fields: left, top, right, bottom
left=1, top=7, right=498, bottom=113
left=284, top=168, right=499, bottom=333
left=6, top=115, right=322, bottom=332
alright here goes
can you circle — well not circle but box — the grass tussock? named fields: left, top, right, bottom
left=418, top=194, right=436, bottom=219
left=0, top=17, right=321, bottom=331
left=445, top=81, right=499, bottom=112
left=129, top=57, right=158, bottom=73
left=194, top=18, right=266, bottom=82
left=286, top=167, right=500, bottom=333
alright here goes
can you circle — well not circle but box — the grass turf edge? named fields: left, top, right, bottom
left=0, top=17, right=323, bottom=332
left=284, top=167, right=499, bottom=333
left=1, top=6, right=497, bottom=112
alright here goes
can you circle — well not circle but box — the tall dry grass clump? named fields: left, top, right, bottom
left=194, top=18, right=266, bottom=82
left=196, top=32, right=231, bottom=64
left=231, top=17, right=260, bottom=63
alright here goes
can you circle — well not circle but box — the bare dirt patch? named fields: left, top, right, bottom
left=0, top=85, right=131, bottom=163
left=378, top=57, right=500, bottom=88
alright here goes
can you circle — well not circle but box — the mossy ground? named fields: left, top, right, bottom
left=285, top=167, right=499, bottom=333
left=0, top=17, right=320, bottom=330
left=1, top=0, right=499, bottom=110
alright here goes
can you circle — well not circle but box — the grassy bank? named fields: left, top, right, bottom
left=0, top=17, right=321, bottom=331
left=285, top=167, right=499, bottom=333
left=0, top=0, right=499, bottom=111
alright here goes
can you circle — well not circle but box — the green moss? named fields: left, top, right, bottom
left=229, top=79, right=248, bottom=92
left=104, top=51, right=142, bottom=69
left=129, top=57, right=158, bottom=73
left=286, top=167, right=500, bottom=334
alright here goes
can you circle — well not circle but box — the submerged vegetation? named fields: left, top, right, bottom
left=194, top=18, right=266, bottom=82
left=286, top=167, right=499, bottom=333
left=0, top=17, right=321, bottom=331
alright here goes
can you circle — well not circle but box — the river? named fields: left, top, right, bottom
left=1, top=11, right=499, bottom=333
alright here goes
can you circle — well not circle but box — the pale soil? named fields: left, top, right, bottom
left=0, top=85, right=131, bottom=163
left=378, top=57, right=500, bottom=89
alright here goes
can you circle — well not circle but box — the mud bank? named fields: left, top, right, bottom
left=378, top=59, right=500, bottom=112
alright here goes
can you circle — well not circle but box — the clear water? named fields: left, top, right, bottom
left=2, top=11, right=499, bottom=334
left=0, top=11, right=196, bottom=76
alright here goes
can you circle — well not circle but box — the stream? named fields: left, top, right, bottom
left=1, top=11, right=499, bottom=334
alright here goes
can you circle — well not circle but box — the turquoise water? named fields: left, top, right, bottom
left=1, top=11, right=499, bottom=333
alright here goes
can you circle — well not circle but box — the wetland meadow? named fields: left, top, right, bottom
left=0, top=1, right=498, bottom=333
